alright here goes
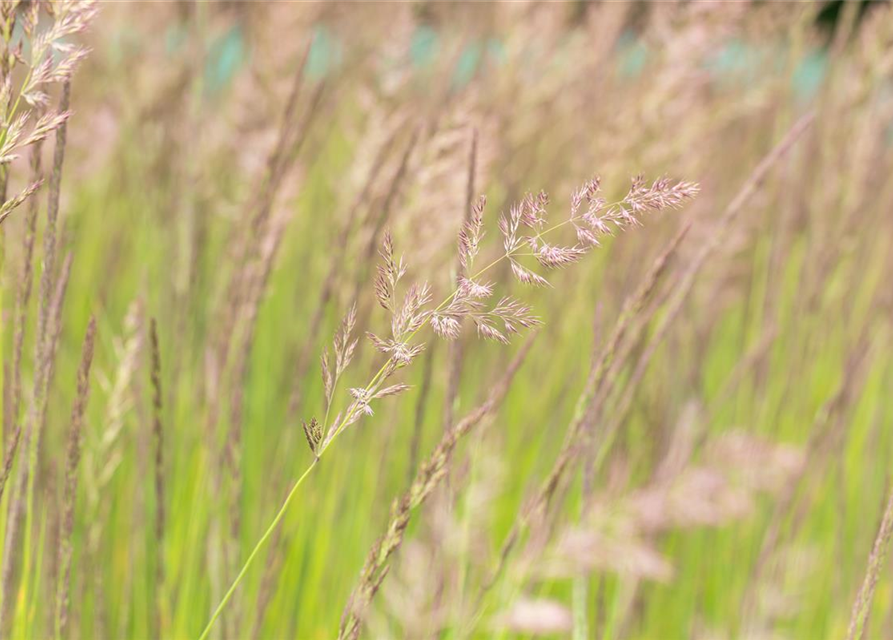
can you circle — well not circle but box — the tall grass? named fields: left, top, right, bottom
left=0, top=3, right=892, bottom=639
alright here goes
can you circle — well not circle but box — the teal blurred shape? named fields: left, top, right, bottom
left=411, top=25, right=439, bottom=68
left=486, top=37, right=506, bottom=65
left=708, top=39, right=751, bottom=75
left=185, top=18, right=837, bottom=109
left=307, top=25, right=342, bottom=80
left=616, top=30, right=648, bottom=79
left=792, top=49, right=828, bottom=101
left=453, top=41, right=483, bottom=89
left=165, top=22, right=188, bottom=55
left=206, top=25, right=245, bottom=94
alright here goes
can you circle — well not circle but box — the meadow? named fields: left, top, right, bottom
left=1, top=2, right=893, bottom=639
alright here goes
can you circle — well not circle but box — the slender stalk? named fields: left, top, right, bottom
left=443, top=129, right=478, bottom=431
left=210, top=43, right=315, bottom=425
left=55, top=317, right=97, bottom=640
left=407, top=346, right=435, bottom=486
left=150, top=319, right=166, bottom=639
left=15, top=252, right=72, bottom=631
left=198, top=461, right=318, bottom=640
left=0, top=138, right=42, bottom=503
left=225, top=209, right=290, bottom=636
left=0, top=81, right=72, bottom=629
left=250, top=487, right=290, bottom=639
left=847, top=482, right=893, bottom=640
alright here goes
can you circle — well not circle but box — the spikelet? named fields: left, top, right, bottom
left=458, top=195, right=487, bottom=272
left=302, top=418, right=322, bottom=458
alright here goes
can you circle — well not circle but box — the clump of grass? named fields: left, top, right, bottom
left=0, top=0, right=95, bottom=630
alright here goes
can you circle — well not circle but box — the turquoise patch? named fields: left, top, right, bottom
left=792, top=49, right=828, bottom=101
left=205, top=26, right=245, bottom=94
left=453, top=42, right=483, bottom=89
left=411, top=25, right=439, bottom=68
left=307, top=26, right=341, bottom=80
left=617, top=31, right=648, bottom=79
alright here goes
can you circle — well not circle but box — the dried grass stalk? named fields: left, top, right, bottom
left=149, top=318, right=166, bottom=638
left=350, top=128, right=421, bottom=313
left=0, top=49, right=78, bottom=621
left=55, top=317, right=97, bottom=639
left=0, top=244, right=72, bottom=626
left=443, top=128, right=478, bottom=431
left=0, top=139, right=43, bottom=503
left=203, top=47, right=320, bottom=637
left=847, top=484, right=893, bottom=640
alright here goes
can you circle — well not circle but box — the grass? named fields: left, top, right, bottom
left=1, top=2, right=893, bottom=639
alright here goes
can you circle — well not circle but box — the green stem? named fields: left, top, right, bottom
left=197, top=460, right=317, bottom=640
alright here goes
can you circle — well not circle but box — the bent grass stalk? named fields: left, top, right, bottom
left=197, top=197, right=634, bottom=639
